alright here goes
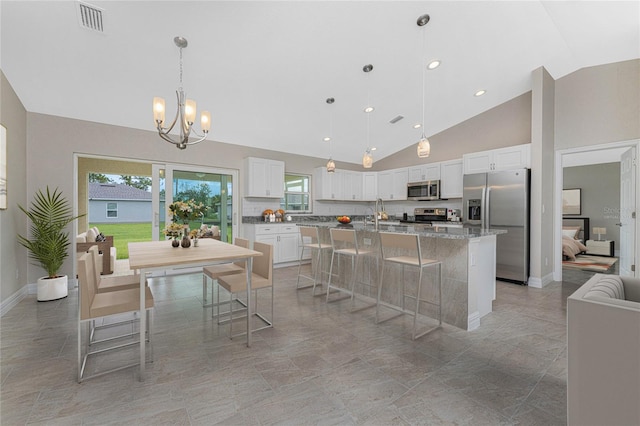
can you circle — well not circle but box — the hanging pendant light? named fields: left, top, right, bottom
left=325, top=97, right=336, bottom=173
left=416, top=14, right=432, bottom=158
left=362, top=64, right=374, bottom=169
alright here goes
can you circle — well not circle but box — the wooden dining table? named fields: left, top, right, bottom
left=128, top=238, right=262, bottom=381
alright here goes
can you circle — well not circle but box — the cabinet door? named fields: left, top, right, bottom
left=362, top=172, right=378, bottom=201
left=424, top=164, right=440, bottom=181
left=245, top=157, right=268, bottom=197
left=343, top=171, right=362, bottom=201
left=391, top=168, right=408, bottom=200
left=493, top=144, right=530, bottom=171
left=267, top=160, right=285, bottom=198
left=408, top=166, right=425, bottom=183
left=330, top=170, right=344, bottom=200
left=463, top=151, right=492, bottom=174
left=377, top=170, right=394, bottom=200
left=278, top=233, right=299, bottom=263
left=440, top=159, right=463, bottom=199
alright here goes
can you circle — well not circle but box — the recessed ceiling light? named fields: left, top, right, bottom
left=474, top=89, right=487, bottom=97
left=413, top=123, right=422, bottom=129
left=371, top=147, right=377, bottom=151
left=427, top=60, right=440, bottom=70
left=364, top=106, right=374, bottom=113
left=323, top=137, right=331, bottom=142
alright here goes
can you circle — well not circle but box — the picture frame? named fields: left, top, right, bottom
left=562, top=188, right=581, bottom=215
left=0, top=124, right=6, bottom=210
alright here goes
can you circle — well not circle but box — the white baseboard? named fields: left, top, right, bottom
left=467, top=311, right=480, bottom=331
left=1, top=285, right=29, bottom=317
left=528, top=273, right=554, bottom=288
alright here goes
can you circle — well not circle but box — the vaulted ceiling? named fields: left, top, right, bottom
left=2, top=1, right=639, bottom=164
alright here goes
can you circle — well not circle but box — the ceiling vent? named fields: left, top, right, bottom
left=77, top=1, right=105, bottom=33
left=389, top=115, right=404, bottom=124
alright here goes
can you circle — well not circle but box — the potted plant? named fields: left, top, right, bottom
left=18, top=187, right=84, bottom=301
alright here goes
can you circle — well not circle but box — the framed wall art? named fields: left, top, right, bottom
left=562, top=188, right=581, bottom=215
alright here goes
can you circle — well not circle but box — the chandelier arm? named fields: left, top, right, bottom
left=183, top=133, right=208, bottom=145
left=157, top=132, right=181, bottom=146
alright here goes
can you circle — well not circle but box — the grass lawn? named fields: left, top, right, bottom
left=91, top=222, right=232, bottom=259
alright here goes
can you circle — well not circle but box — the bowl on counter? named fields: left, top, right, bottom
left=336, top=216, right=352, bottom=224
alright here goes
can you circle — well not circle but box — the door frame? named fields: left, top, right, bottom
left=554, top=139, right=639, bottom=281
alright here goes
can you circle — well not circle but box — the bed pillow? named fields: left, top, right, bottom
left=562, top=235, right=587, bottom=260
left=562, top=226, right=581, bottom=239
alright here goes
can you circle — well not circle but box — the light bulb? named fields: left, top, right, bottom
left=153, top=97, right=165, bottom=125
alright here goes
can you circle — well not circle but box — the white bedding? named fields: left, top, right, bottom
left=563, top=235, right=587, bottom=261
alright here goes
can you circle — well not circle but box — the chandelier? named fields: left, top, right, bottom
left=153, top=36, right=210, bottom=150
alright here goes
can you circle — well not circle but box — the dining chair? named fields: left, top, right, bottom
left=217, top=241, right=273, bottom=339
left=87, top=245, right=142, bottom=293
left=326, top=227, right=376, bottom=311
left=77, top=252, right=155, bottom=382
left=377, top=231, right=442, bottom=340
left=296, top=226, right=332, bottom=296
left=203, top=237, right=249, bottom=313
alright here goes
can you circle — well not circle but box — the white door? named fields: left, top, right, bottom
left=619, top=147, right=636, bottom=277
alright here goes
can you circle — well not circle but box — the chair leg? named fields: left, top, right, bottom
left=350, top=255, right=358, bottom=310
left=376, top=261, right=385, bottom=323
left=296, top=245, right=307, bottom=289
left=203, top=274, right=208, bottom=304
left=326, top=251, right=336, bottom=302
left=413, top=268, right=423, bottom=340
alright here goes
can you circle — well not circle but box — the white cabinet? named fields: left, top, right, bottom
left=343, top=171, right=363, bottom=201
left=362, top=172, right=378, bottom=201
left=314, top=167, right=344, bottom=200
left=246, top=224, right=300, bottom=264
left=244, top=157, right=285, bottom=198
left=408, top=164, right=440, bottom=183
left=463, top=144, right=530, bottom=174
left=377, top=168, right=408, bottom=201
left=440, top=159, right=464, bottom=199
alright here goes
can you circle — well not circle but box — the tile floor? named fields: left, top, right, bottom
left=0, top=264, right=610, bottom=425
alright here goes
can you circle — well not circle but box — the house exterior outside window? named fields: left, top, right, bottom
left=106, top=202, right=118, bottom=218
left=281, top=174, right=311, bottom=213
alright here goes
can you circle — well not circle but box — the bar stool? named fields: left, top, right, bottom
left=296, top=226, right=332, bottom=296
left=326, top=227, right=376, bottom=311
left=376, top=232, right=442, bottom=340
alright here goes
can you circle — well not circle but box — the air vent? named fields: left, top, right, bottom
left=389, top=115, right=404, bottom=124
left=77, top=1, right=105, bottom=33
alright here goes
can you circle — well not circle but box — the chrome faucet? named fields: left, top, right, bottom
left=374, top=198, right=385, bottom=230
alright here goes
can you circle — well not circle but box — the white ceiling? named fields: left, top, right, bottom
left=1, top=1, right=639, bottom=164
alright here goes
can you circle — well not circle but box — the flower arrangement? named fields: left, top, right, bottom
left=168, top=199, right=209, bottom=223
left=163, top=222, right=185, bottom=238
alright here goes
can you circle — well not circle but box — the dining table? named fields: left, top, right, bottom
left=128, top=238, right=263, bottom=381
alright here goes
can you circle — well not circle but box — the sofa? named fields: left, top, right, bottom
left=567, top=274, right=640, bottom=425
left=76, top=227, right=116, bottom=275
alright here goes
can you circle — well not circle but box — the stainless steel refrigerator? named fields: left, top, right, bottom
left=463, top=169, right=530, bottom=284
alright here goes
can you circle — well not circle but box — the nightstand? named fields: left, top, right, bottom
left=585, top=240, right=615, bottom=257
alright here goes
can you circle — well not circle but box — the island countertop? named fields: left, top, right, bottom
left=295, top=221, right=506, bottom=240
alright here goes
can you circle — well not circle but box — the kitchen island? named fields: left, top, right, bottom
left=298, top=222, right=506, bottom=331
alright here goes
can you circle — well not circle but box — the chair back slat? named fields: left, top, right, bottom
left=252, top=241, right=273, bottom=284
left=78, top=253, right=97, bottom=321
left=233, top=237, right=250, bottom=268
left=379, top=232, right=422, bottom=262
left=299, top=226, right=319, bottom=244
left=87, top=245, right=102, bottom=286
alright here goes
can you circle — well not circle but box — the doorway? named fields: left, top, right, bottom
left=555, top=140, right=639, bottom=281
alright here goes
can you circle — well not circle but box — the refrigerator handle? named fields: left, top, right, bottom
left=485, top=187, right=491, bottom=229
left=480, top=187, right=486, bottom=229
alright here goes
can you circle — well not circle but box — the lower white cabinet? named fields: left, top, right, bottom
left=244, top=224, right=301, bottom=264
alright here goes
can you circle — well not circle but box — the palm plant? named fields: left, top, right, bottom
left=18, top=187, right=84, bottom=279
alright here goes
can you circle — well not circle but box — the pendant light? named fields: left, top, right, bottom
left=325, top=97, right=336, bottom=173
left=362, top=64, right=374, bottom=169
left=416, top=14, right=431, bottom=158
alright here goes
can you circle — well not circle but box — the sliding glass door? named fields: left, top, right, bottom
left=153, top=164, right=238, bottom=243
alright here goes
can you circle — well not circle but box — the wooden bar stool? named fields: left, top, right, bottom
left=376, top=232, right=442, bottom=340
left=296, top=226, right=332, bottom=296
left=326, top=227, right=376, bottom=311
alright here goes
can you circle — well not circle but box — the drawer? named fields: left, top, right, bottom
left=254, top=224, right=299, bottom=235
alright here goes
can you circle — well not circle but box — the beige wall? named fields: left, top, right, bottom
left=556, top=59, right=640, bottom=149
left=375, top=92, right=532, bottom=170
left=0, top=71, right=28, bottom=304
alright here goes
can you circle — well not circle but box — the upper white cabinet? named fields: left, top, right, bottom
left=343, top=170, right=363, bottom=201
left=362, top=172, right=378, bottom=201
left=463, top=144, right=531, bottom=174
left=244, top=157, right=285, bottom=198
left=440, top=159, right=464, bottom=199
left=313, top=167, right=343, bottom=200
left=377, top=168, right=408, bottom=201
left=408, top=164, right=440, bottom=183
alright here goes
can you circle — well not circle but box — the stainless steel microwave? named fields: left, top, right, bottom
left=407, top=180, right=440, bottom=201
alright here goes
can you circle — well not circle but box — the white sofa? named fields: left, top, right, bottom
left=76, top=226, right=116, bottom=275
left=567, top=273, right=640, bottom=425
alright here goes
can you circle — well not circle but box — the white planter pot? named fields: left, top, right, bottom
left=37, top=275, right=68, bottom=302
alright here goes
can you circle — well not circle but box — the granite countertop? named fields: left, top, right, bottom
left=296, top=221, right=506, bottom=239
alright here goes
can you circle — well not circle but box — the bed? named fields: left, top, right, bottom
left=562, top=217, right=590, bottom=260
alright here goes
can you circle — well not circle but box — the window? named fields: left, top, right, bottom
left=281, top=174, right=311, bottom=212
left=106, top=202, right=118, bottom=218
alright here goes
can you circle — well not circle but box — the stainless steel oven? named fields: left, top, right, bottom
left=407, top=180, right=440, bottom=201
